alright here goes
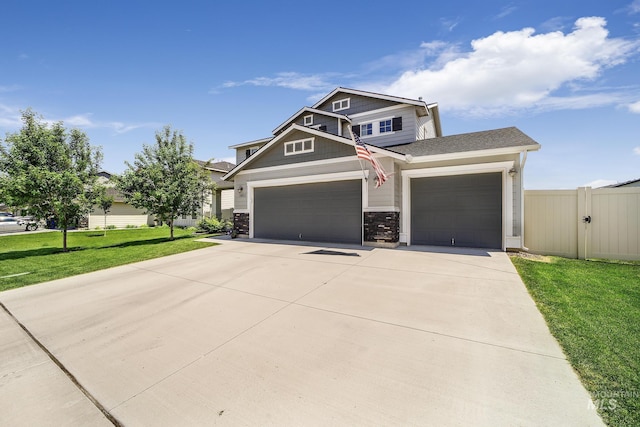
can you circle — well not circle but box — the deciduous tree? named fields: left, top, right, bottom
left=0, top=109, right=103, bottom=251
left=115, top=126, right=210, bottom=240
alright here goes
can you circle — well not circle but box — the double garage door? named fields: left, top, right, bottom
left=254, top=180, right=362, bottom=244
left=252, top=173, right=502, bottom=249
left=411, top=173, right=503, bottom=249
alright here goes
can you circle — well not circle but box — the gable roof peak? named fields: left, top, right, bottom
left=312, top=87, right=430, bottom=110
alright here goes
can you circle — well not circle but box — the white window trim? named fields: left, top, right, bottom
left=356, top=115, right=396, bottom=138
left=246, top=146, right=259, bottom=156
left=400, top=161, right=514, bottom=249
left=332, top=97, right=350, bottom=112
left=284, top=138, right=314, bottom=156
left=379, top=118, right=393, bottom=134
left=303, top=114, right=313, bottom=126
left=359, top=122, right=374, bottom=137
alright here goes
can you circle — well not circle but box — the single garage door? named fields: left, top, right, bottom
left=254, top=180, right=362, bottom=244
left=411, top=173, right=502, bottom=249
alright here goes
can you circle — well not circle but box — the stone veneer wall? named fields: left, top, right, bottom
left=363, top=212, right=399, bottom=246
left=233, top=212, right=249, bottom=236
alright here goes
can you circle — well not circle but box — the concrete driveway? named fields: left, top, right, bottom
left=0, top=239, right=604, bottom=426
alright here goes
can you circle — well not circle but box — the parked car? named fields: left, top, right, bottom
left=0, top=213, right=40, bottom=232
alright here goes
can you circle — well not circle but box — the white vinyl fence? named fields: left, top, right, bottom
left=524, top=187, right=640, bottom=260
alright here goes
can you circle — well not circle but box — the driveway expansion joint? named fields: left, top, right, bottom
left=0, top=301, right=123, bottom=427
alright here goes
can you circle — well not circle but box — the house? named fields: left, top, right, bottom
left=605, top=178, right=640, bottom=188
left=174, top=160, right=236, bottom=227
left=87, top=171, right=154, bottom=229
left=222, top=87, right=540, bottom=250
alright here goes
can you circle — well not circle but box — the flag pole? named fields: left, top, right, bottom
left=348, top=125, right=369, bottom=182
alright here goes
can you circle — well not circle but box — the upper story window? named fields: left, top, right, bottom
left=245, top=146, right=259, bottom=158
left=379, top=119, right=392, bottom=134
left=284, top=138, right=314, bottom=156
left=332, top=98, right=350, bottom=112
left=352, top=116, right=402, bottom=138
left=303, top=114, right=313, bottom=126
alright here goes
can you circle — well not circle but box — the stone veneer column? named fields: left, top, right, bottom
left=233, top=212, right=249, bottom=237
left=363, top=212, right=400, bottom=248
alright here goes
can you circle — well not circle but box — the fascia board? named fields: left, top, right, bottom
left=312, top=87, right=428, bottom=109
left=222, top=124, right=406, bottom=181
left=272, top=107, right=349, bottom=134
left=228, top=137, right=273, bottom=150
left=407, top=144, right=541, bottom=164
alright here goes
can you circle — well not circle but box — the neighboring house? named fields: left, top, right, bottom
left=222, top=87, right=540, bottom=250
left=174, top=160, right=236, bottom=227
left=87, top=171, right=154, bottom=229
left=606, top=178, right=640, bottom=188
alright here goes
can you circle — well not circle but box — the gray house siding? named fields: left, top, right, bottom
left=366, top=157, right=396, bottom=208
left=291, top=115, right=339, bottom=135
left=247, top=130, right=355, bottom=170
left=351, top=106, right=417, bottom=147
left=233, top=159, right=363, bottom=211
left=316, top=94, right=398, bottom=116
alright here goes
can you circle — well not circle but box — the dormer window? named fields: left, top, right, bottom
left=332, top=98, right=350, bottom=112
left=380, top=119, right=392, bottom=134
left=284, top=138, right=314, bottom=156
left=303, top=114, right=313, bottom=126
left=360, top=123, right=373, bottom=136
left=245, top=146, right=259, bottom=158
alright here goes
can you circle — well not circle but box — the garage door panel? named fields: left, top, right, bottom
left=254, top=180, right=361, bottom=244
left=411, top=173, right=502, bottom=249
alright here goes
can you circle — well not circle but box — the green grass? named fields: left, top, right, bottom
left=510, top=255, right=640, bottom=426
left=0, top=228, right=216, bottom=292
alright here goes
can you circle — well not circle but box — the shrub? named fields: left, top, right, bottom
left=197, top=217, right=232, bottom=233
left=125, top=224, right=137, bottom=229
left=106, top=225, right=117, bottom=230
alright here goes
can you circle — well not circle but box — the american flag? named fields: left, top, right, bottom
left=350, top=128, right=389, bottom=188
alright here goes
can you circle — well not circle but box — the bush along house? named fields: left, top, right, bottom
left=222, top=87, right=540, bottom=250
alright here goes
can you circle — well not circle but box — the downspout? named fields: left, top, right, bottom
left=520, top=150, right=529, bottom=250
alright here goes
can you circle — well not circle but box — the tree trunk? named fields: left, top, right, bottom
left=170, top=220, right=174, bottom=240
left=63, top=228, right=68, bottom=252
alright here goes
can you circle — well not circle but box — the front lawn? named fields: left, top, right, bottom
left=0, top=228, right=216, bottom=292
left=511, top=254, right=640, bottom=427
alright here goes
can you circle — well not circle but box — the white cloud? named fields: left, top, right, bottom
left=0, top=103, right=22, bottom=128
left=220, top=72, right=337, bottom=92
left=64, top=114, right=94, bottom=127
left=634, top=146, right=640, bottom=155
left=628, top=101, right=640, bottom=113
left=440, top=17, right=461, bottom=32
left=629, top=0, right=640, bottom=14
left=584, top=179, right=617, bottom=188
left=0, top=85, right=20, bottom=93
left=494, top=5, right=517, bottom=20
left=380, top=17, right=640, bottom=116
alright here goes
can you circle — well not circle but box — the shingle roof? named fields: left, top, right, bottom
left=385, top=127, right=540, bottom=157
left=194, top=160, right=236, bottom=172
left=605, top=178, right=640, bottom=188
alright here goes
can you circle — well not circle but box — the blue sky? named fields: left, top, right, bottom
left=1, top=0, right=639, bottom=189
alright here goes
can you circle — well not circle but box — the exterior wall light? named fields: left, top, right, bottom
left=237, top=186, right=244, bottom=194
left=508, top=168, right=517, bottom=177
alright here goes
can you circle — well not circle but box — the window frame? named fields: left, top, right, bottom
left=303, top=114, right=313, bottom=126
left=284, top=137, right=315, bottom=156
left=360, top=122, right=373, bottom=136
left=332, top=98, right=350, bottom=112
left=379, top=119, right=392, bottom=134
